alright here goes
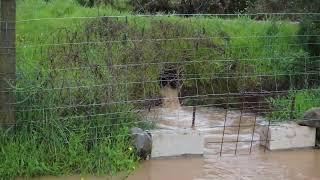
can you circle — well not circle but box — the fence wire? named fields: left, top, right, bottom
left=1, top=12, right=320, bottom=157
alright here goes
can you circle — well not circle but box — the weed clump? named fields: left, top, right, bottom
left=267, top=89, right=320, bottom=122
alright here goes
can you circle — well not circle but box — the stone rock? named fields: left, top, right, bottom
left=298, top=108, right=320, bottom=127
left=130, top=127, right=152, bottom=160
left=298, top=108, right=320, bottom=148
left=298, top=120, right=320, bottom=127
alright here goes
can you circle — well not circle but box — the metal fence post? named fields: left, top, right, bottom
left=192, top=106, right=196, bottom=128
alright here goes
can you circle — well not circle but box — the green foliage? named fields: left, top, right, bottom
left=267, top=14, right=320, bottom=123
left=1, top=0, right=139, bottom=178
left=70, top=0, right=256, bottom=14
left=17, top=0, right=302, bottom=106
left=75, top=0, right=96, bottom=7
left=267, top=89, right=320, bottom=122
left=72, top=0, right=114, bottom=7
left=249, top=0, right=320, bottom=17
left=298, top=15, right=320, bottom=57
left=128, top=0, right=256, bottom=14
left=284, top=15, right=320, bottom=88
left=0, top=125, right=138, bottom=178
left=73, top=0, right=130, bottom=10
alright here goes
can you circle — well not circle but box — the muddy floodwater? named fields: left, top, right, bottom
left=128, top=149, right=320, bottom=180
left=131, top=86, right=320, bottom=180
left=30, top=149, right=320, bottom=180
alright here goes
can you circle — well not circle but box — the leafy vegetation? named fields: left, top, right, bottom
left=267, top=14, right=320, bottom=122
left=250, top=0, right=320, bottom=14
left=2, top=0, right=139, bottom=179
left=70, top=0, right=320, bottom=18
left=267, top=89, right=320, bottom=122
left=128, top=0, right=256, bottom=14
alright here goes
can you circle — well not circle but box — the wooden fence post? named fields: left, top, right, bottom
left=0, top=0, right=16, bottom=125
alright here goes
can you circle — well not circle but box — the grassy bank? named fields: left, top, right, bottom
left=0, top=0, right=318, bottom=178
left=1, top=0, right=139, bottom=179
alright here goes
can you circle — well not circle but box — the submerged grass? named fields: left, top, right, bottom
left=0, top=0, right=317, bottom=178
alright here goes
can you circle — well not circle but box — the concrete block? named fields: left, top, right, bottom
left=151, top=129, right=204, bottom=158
left=259, top=122, right=316, bottom=150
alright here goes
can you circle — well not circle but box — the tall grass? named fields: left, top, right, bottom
left=267, top=89, right=320, bottom=122
left=1, top=0, right=139, bottom=178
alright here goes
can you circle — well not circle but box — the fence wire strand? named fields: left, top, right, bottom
left=1, top=12, right=320, bottom=158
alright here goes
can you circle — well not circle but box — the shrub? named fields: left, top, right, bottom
left=288, top=15, right=320, bottom=88
left=298, top=15, right=320, bottom=57
left=74, top=0, right=129, bottom=10
left=74, top=0, right=116, bottom=7
left=267, top=89, right=320, bottom=122
left=249, top=0, right=320, bottom=20
left=129, top=0, right=255, bottom=14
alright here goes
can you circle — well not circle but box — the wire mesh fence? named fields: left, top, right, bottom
left=1, top=5, right=320, bottom=161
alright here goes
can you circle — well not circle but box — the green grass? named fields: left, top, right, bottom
left=0, top=104, right=140, bottom=178
left=267, top=88, right=320, bottom=122
left=16, top=0, right=305, bottom=100
left=0, top=0, right=316, bottom=178
left=2, top=2, right=139, bottom=179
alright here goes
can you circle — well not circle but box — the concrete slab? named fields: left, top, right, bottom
left=259, top=122, right=316, bottom=150
left=151, top=129, right=204, bottom=158
left=150, top=122, right=316, bottom=158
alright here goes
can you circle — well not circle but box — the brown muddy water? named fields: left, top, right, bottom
left=128, top=149, right=320, bottom=180
left=131, top=86, right=320, bottom=180
left=30, top=149, right=320, bottom=180
left=147, top=85, right=263, bottom=155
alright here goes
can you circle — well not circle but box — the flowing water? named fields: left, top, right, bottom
left=147, top=86, right=264, bottom=155
left=128, top=149, right=320, bottom=180
left=130, top=86, right=320, bottom=180
left=30, top=149, right=320, bottom=180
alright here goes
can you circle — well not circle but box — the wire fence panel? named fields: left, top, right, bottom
left=1, top=11, right=320, bottom=158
